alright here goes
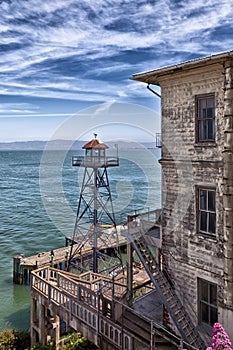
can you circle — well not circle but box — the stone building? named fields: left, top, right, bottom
left=132, top=50, right=233, bottom=342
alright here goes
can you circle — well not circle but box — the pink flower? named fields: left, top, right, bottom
left=183, top=323, right=232, bottom=350
left=210, top=322, right=232, bottom=350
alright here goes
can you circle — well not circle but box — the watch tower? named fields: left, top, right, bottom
left=68, top=134, right=120, bottom=273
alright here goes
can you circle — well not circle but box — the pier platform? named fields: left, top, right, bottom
left=13, top=229, right=127, bottom=285
left=13, top=209, right=162, bottom=285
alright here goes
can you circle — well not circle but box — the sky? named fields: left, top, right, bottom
left=0, top=0, right=233, bottom=142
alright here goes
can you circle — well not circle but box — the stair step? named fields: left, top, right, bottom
left=174, top=309, right=183, bottom=317
left=151, top=270, right=159, bottom=277
left=169, top=302, right=180, bottom=310
left=134, top=238, right=205, bottom=350
left=165, top=296, right=174, bottom=304
left=180, top=322, right=190, bottom=331
left=189, top=336, right=200, bottom=345
left=185, top=329, right=195, bottom=339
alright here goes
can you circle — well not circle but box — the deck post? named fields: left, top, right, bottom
left=126, top=242, right=133, bottom=303
left=150, top=320, right=154, bottom=350
left=13, top=255, right=24, bottom=284
left=39, top=302, right=47, bottom=346
left=54, top=314, right=60, bottom=350
left=30, top=296, right=37, bottom=346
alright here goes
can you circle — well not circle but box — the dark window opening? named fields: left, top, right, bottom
left=198, top=188, right=216, bottom=236
left=197, top=95, right=215, bottom=142
left=198, top=278, right=218, bottom=327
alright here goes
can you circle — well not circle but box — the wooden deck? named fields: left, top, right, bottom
left=13, top=227, right=128, bottom=284
left=13, top=209, right=162, bottom=286
left=19, top=229, right=127, bottom=269
left=30, top=267, right=186, bottom=350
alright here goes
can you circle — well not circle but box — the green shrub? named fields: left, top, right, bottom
left=0, top=328, right=16, bottom=350
left=30, top=342, right=54, bottom=350
left=0, top=328, right=96, bottom=350
left=59, top=332, right=96, bottom=350
left=13, top=330, right=30, bottom=350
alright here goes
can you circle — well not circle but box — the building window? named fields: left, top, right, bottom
left=197, top=95, right=215, bottom=142
left=198, top=188, right=216, bottom=236
left=198, top=278, right=218, bottom=327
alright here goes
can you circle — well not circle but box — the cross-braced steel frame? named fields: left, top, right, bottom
left=68, top=166, right=122, bottom=273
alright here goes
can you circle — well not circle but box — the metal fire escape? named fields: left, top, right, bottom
left=129, top=234, right=206, bottom=350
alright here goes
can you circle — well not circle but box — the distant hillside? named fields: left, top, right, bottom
left=0, top=140, right=157, bottom=150
left=0, top=140, right=83, bottom=150
left=0, top=140, right=47, bottom=150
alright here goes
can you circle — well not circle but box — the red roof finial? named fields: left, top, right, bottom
left=82, top=135, right=109, bottom=149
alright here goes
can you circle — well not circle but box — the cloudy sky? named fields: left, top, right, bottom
left=0, top=0, right=233, bottom=142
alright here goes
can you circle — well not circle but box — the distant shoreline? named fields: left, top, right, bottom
left=0, top=140, right=158, bottom=151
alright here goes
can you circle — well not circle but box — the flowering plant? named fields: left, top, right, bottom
left=183, top=323, right=232, bottom=350
left=210, top=323, right=232, bottom=350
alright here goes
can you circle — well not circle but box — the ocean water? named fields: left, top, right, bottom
left=0, top=147, right=161, bottom=331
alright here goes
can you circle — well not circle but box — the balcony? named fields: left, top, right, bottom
left=121, top=208, right=162, bottom=249
left=156, top=133, right=161, bottom=148
left=72, top=156, right=119, bottom=168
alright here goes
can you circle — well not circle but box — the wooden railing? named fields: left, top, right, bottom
left=31, top=267, right=132, bottom=349
left=31, top=267, right=199, bottom=350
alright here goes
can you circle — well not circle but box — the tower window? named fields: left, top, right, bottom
left=198, top=188, right=216, bottom=236
left=197, top=95, right=215, bottom=142
left=198, top=278, right=218, bottom=327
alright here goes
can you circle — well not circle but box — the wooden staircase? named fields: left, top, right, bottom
left=131, top=235, right=207, bottom=350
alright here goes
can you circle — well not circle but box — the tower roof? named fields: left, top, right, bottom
left=82, top=136, right=109, bottom=149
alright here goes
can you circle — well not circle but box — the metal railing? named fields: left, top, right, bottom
left=120, top=209, right=162, bottom=243
left=156, top=133, right=162, bottom=148
left=72, top=156, right=119, bottom=167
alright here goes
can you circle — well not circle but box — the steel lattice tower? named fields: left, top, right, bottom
left=68, top=134, right=121, bottom=273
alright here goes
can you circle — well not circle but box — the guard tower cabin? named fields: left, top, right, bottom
left=72, top=133, right=119, bottom=168
left=70, top=135, right=120, bottom=273
left=131, top=51, right=233, bottom=342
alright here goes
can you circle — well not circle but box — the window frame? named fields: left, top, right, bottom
left=198, top=278, right=218, bottom=327
left=197, top=187, right=216, bottom=237
left=196, top=94, right=215, bottom=143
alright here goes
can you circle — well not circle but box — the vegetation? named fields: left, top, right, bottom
left=183, top=323, right=232, bottom=350
left=0, top=328, right=16, bottom=350
left=58, top=332, right=97, bottom=350
left=206, top=323, right=232, bottom=350
left=0, top=329, right=97, bottom=350
left=2, top=322, right=231, bottom=350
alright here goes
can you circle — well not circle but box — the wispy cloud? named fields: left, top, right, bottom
left=0, top=102, right=39, bottom=114
left=0, top=0, right=233, bottom=117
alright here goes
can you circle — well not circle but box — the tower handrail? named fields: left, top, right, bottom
left=72, top=155, right=119, bottom=167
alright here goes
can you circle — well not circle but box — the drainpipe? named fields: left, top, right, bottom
left=147, top=84, right=161, bottom=98
left=223, top=63, right=233, bottom=307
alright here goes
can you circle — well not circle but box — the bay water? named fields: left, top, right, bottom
left=0, top=147, right=161, bottom=331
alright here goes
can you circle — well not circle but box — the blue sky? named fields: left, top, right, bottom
left=0, top=0, right=233, bottom=142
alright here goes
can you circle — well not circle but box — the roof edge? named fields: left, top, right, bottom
left=131, top=50, right=233, bottom=83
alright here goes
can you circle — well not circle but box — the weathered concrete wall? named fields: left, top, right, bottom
left=223, top=64, right=233, bottom=309
left=159, top=62, right=233, bottom=340
left=161, top=64, right=225, bottom=161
